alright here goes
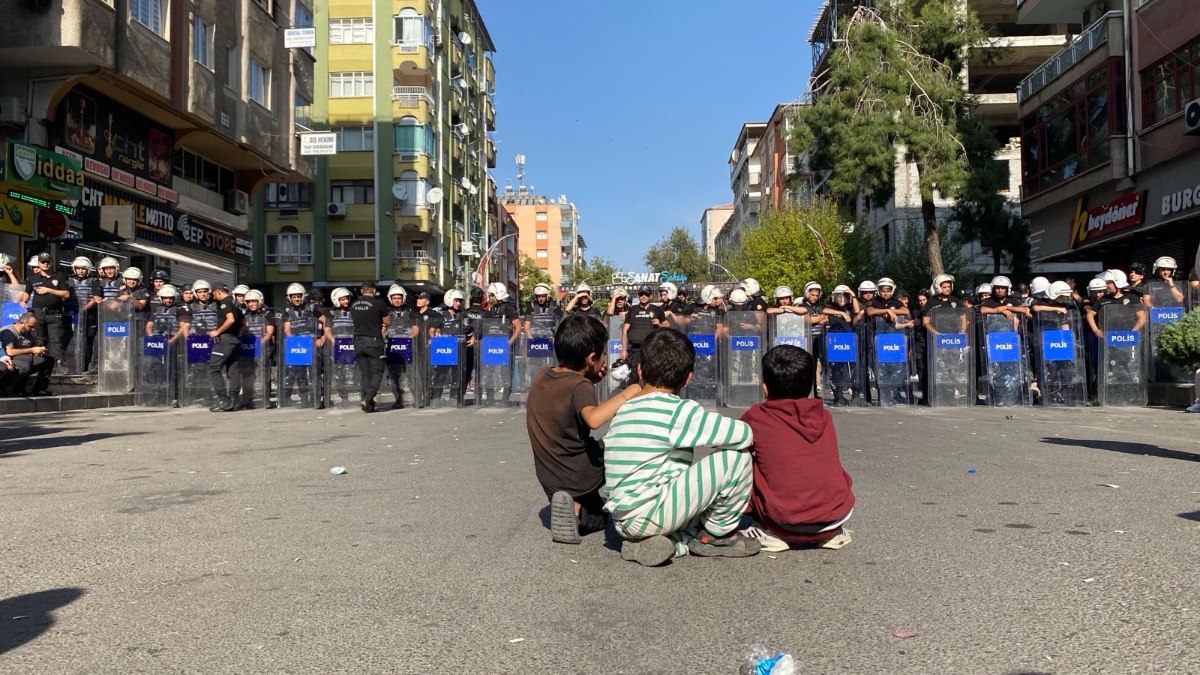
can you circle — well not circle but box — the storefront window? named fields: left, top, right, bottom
left=1020, top=58, right=1125, bottom=197
left=1141, top=38, right=1200, bottom=127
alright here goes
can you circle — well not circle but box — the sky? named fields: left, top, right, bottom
left=481, top=0, right=825, bottom=271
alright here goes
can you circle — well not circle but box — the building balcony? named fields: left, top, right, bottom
left=1018, top=12, right=1120, bottom=104
left=392, top=85, right=434, bottom=108
left=484, top=57, right=496, bottom=95
left=973, top=92, right=1019, bottom=121
left=1016, top=0, right=1096, bottom=25
left=485, top=137, right=496, bottom=169
left=485, top=98, right=496, bottom=132
left=396, top=250, right=435, bottom=281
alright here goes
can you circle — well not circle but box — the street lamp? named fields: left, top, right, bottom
left=465, top=231, right=517, bottom=305
left=709, top=262, right=740, bottom=284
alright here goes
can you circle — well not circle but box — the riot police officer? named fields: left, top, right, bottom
left=482, top=281, right=521, bottom=404
left=606, top=287, right=630, bottom=320
left=349, top=282, right=390, bottom=412
left=620, top=285, right=664, bottom=384
left=799, top=282, right=828, bottom=385
left=232, top=284, right=250, bottom=312
left=432, top=289, right=471, bottom=404
left=236, top=289, right=275, bottom=410
left=563, top=283, right=602, bottom=321
left=740, top=278, right=769, bottom=311
left=325, top=287, right=357, bottom=404
left=207, top=284, right=244, bottom=412
left=384, top=285, right=417, bottom=409
left=281, top=283, right=326, bottom=408
left=146, top=284, right=186, bottom=407
left=148, top=269, right=171, bottom=309
left=96, top=256, right=122, bottom=301
left=20, top=252, right=70, bottom=370
left=823, top=285, right=860, bottom=406
left=526, top=283, right=563, bottom=341
left=68, top=256, right=102, bottom=373
left=463, top=287, right=485, bottom=402
left=656, top=281, right=688, bottom=329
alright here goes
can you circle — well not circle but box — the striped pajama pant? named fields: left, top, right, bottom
left=614, top=449, right=753, bottom=556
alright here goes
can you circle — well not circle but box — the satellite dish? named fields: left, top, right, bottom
left=391, top=183, right=408, bottom=201
left=427, top=187, right=444, bottom=205
left=460, top=177, right=473, bottom=190
left=454, top=122, right=470, bottom=136
left=452, top=76, right=466, bottom=90
left=458, top=32, right=472, bottom=45
left=468, top=185, right=478, bottom=196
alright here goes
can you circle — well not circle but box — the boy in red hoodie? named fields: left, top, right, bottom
left=740, top=344, right=855, bottom=551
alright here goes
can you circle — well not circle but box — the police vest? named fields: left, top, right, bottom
left=100, top=277, right=122, bottom=300
left=526, top=303, right=559, bottom=336
left=387, top=308, right=414, bottom=336
left=328, top=308, right=354, bottom=335
left=70, top=277, right=94, bottom=316
left=151, top=306, right=179, bottom=337
left=438, top=307, right=468, bottom=336
left=284, top=306, right=319, bottom=336
left=245, top=309, right=270, bottom=338
left=190, top=301, right=219, bottom=333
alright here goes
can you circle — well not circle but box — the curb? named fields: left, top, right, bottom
left=0, top=394, right=137, bottom=416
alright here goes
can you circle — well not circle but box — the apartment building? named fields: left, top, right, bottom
left=255, top=0, right=499, bottom=300
left=755, top=103, right=814, bottom=212
left=0, top=0, right=312, bottom=286
left=699, top=203, right=733, bottom=263
left=714, top=122, right=765, bottom=262
left=499, top=186, right=584, bottom=289
left=1016, top=0, right=1199, bottom=280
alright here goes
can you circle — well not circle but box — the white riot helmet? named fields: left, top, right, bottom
left=1087, top=277, right=1107, bottom=293
left=574, top=283, right=592, bottom=295
left=611, top=287, right=628, bottom=299
left=741, top=278, right=761, bottom=296
left=858, top=280, right=877, bottom=294
left=1153, top=256, right=1178, bottom=271
left=876, top=277, right=896, bottom=290
left=608, top=359, right=631, bottom=386
left=803, top=282, right=822, bottom=295
left=444, top=289, right=465, bottom=304
left=699, top=284, right=717, bottom=303
left=659, top=281, right=678, bottom=300
left=933, top=273, right=954, bottom=289
left=157, top=284, right=178, bottom=299
left=991, top=276, right=1012, bottom=289
left=27, top=255, right=39, bottom=267
left=244, top=290, right=264, bottom=303
left=98, top=256, right=119, bottom=270
left=331, top=287, right=352, bottom=303
left=832, top=284, right=853, bottom=299
left=533, top=283, right=552, bottom=297
left=388, top=284, right=407, bottom=298
left=1030, top=277, right=1051, bottom=298
left=976, top=283, right=992, bottom=295
left=71, top=256, right=93, bottom=270
left=286, top=283, right=307, bottom=296
left=232, top=284, right=250, bottom=296
left=774, top=286, right=794, bottom=299
left=729, top=288, right=749, bottom=304
left=192, top=279, right=211, bottom=292
left=487, top=281, right=510, bottom=302
left=122, top=267, right=143, bottom=281
left=1101, top=269, right=1128, bottom=288
left=1049, top=281, right=1072, bottom=299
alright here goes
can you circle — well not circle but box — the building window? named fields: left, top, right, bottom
left=394, top=171, right=427, bottom=214
left=193, top=17, right=213, bottom=68
left=1020, top=58, right=1125, bottom=197
left=330, top=18, right=373, bottom=44
left=535, top=231, right=548, bottom=240
left=295, top=95, right=312, bottom=129
left=266, top=233, right=314, bottom=264
left=173, top=149, right=236, bottom=195
left=394, top=9, right=427, bottom=49
left=330, top=181, right=374, bottom=204
left=535, top=249, right=548, bottom=259
left=330, top=72, right=373, bottom=98
left=131, top=0, right=165, bottom=35
left=332, top=126, right=375, bottom=152
left=1141, top=39, right=1200, bottom=127
left=265, top=183, right=313, bottom=209
left=394, top=117, right=432, bottom=155
left=226, top=46, right=239, bottom=91
left=295, top=2, right=314, bottom=55
left=331, top=234, right=376, bottom=260
left=249, top=60, right=271, bottom=108
left=535, top=212, right=548, bottom=221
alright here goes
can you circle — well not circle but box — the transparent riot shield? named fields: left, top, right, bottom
left=1146, top=280, right=1187, bottom=383
left=721, top=311, right=766, bottom=408
left=522, top=330, right=556, bottom=391
left=871, top=317, right=914, bottom=407
left=979, top=312, right=1031, bottom=407
left=925, top=305, right=975, bottom=407
left=135, top=331, right=175, bottom=407
left=684, top=313, right=720, bottom=405
left=1032, top=308, right=1086, bottom=407
left=180, top=332, right=213, bottom=407
left=384, top=318, right=422, bottom=409
left=476, top=318, right=514, bottom=407
left=428, top=335, right=465, bottom=408
left=772, top=312, right=812, bottom=352
left=1099, top=303, right=1147, bottom=407
left=597, top=315, right=625, bottom=400
left=234, top=332, right=271, bottom=410
left=326, top=331, right=361, bottom=409
left=2, top=283, right=23, bottom=328
left=824, top=326, right=862, bottom=406
left=279, top=333, right=321, bottom=408
left=97, top=300, right=137, bottom=393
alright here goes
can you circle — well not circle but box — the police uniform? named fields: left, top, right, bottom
left=349, top=291, right=390, bottom=411
left=482, top=300, right=521, bottom=403
left=237, top=306, right=275, bottom=409
left=208, top=292, right=244, bottom=411
left=0, top=322, right=53, bottom=395
left=148, top=301, right=186, bottom=406
left=385, top=303, right=417, bottom=408
left=432, top=303, right=470, bottom=403
left=824, top=300, right=859, bottom=405
left=526, top=299, right=563, bottom=339
left=622, top=302, right=664, bottom=384
left=800, top=298, right=826, bottom=364
left=326, top=304, right=356, bottom=401
left=25, top=266, right=70, bottom=367
left=68, top=274, right=102, bottom=372
left=281, top=302, right=325, bottom=408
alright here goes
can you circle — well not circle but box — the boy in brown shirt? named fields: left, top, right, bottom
left=526, top=315, right=641, bottom=544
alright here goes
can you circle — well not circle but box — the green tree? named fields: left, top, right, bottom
left=563, top=255, right=619, bottom=288
left=729, top=199, right=852, bottom=293
left=949, top=118, right=1031, bottom=277
left=793, top=1, right=987, bottom=276
left=852, top=221, right=973, bottom=296
left=518, top=252, right=551, bottom=308
left=643, top=227, right=709, bottom=283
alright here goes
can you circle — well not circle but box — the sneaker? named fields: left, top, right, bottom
left=817, top=528, right=853, bottom=550
left=549, top=491, right=582, bottom=545
left=740, top=524, right=790, bottom=553
left=360, top=399, right=376, bottom=413
left=620, top=535, right=676, bottom=567
left=1187, top=401, right=1200, bottom=413
left=687, top=530, right=761, bottom=558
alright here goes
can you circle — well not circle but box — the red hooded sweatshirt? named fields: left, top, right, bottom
left=740, top=398, right=855, bottom=544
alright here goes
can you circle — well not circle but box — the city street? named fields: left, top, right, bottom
left=2, top=402, right=1198, bottom=674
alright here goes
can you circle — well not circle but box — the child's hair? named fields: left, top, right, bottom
left=639, top=329, right=695, bottom=390
left=762, top=345, right=815, bottom=399
left=554, top=315, right=608, bottom=369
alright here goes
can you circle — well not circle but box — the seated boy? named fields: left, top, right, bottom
left=526, top=315, right=642, bottom=545
left=740, top=345, right=855, bottom=551
left=603, top=328, right=759, bottom=566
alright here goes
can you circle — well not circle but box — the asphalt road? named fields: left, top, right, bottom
left=1, top=401, right=1198, bottom=674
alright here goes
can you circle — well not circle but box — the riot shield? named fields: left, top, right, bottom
left=136, top=316, right=179, bottom=407
left=979, top=312, right=1031, bottom=407
left=180, top=332, right=214, bottom=407
left=1099, top=303, right=1147, bottom=407
left=428, top=335, right=465, bottom=408
left=235, top=331, right=271, bottom=410
left=326, top=330, right=361, bottom=409
left=279, top=333, right=322, bottom=408
left=597, top=315, right=625, bottom=400
left=824, top=326, right=862, bottom=406
left=925, top=305, right=975, bottom=407
left=683, top=313, right=720, bottom=405
left=1, top=283, right=23, bottom=326
left=97, top=300, right=137, bottom=393
left=1146, top=280, right=1187, bottom=383
left=384, top=317, right=423, bottom=409
left=871, top=317, right=914, bottom=407
left=1032, top=308, right=1086, bottom=407
left=720, top=311, right=766, bottom=408
left=522, top=330, right=556, bottom=391
left=772, top=312, right=812, bottom=352
left=476, top=318, right=514, bottom=407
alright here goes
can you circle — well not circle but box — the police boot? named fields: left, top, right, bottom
left=210, top=396, right=234, bottom=413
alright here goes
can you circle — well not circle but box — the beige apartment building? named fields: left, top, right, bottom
left=499, top=185, right=582, bottom=289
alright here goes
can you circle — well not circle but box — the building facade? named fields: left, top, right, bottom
left=715, top=122, right=765, bottom=261
left=699, top=203, right=733, bottom=263
left=254, top=0, right=499, bottom=302
left=499, top=187, right=584, bottom=289
left=1017, top=0, right=1200, bottom=281
left=0, top=0, right=312, bottom=287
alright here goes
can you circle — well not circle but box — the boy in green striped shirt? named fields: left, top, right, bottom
left=603, top=328, right=760, bottom=566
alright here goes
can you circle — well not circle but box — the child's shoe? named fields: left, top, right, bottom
left=549, top=491, right=582, bottom=545
left=817, top=528, right=852, bottom=550
left=620, top=535, right=676, bottom=566
left=740, top=523, right=790, bottom=553
left=687, top=530, right=761, bottom=558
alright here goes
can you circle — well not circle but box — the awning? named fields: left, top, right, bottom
left=120, top=241, right=232, bottom=275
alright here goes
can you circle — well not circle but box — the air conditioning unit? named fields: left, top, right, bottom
left=327, top=202, right=347, bottom=217
left=225, top=189, right=250, bottom=215
left=0, top=96, right=24, bottom=125
left=1185, top=99, right=1200, bottom=136
left=433, top=30, right=443, bottom=47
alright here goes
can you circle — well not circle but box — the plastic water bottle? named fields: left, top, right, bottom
left=741, top=643, right=797, bottom=675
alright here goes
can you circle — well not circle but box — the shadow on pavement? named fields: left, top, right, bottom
left=1179, top=510, right=1200, bottom=522
left=0, top=432, right=147, bottom=457
left=1040, top=437, right=1200, bottom=463
left=0, top=588, right=85, bottom=655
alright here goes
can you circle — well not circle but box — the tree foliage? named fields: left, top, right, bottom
left=793, top=1, right=987, bottom=276
left=563, top=255, right=619, bottom=288
left=643, top=227, right=709, bottom=282
left=518, top=252, right=551, bottom=307
left=949, top=118, right=1031, bottom=277
left=728, top=199, right=852, bottom=294
left=849, top=221, right=973, bottom=296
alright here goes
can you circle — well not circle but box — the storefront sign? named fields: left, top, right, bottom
left=299, top=132, right=337, bottom=156
left=0, top=194, right=34, bottom=237
left=1160, top=183, right=1200, bottom=217
left=57, top=86, right=174, bottom=190
left=176, top=212, right=252, bottom=262
left=610, top=271, right=689, bottom=285
left=2, top=141, right=84, bottom=201
left=1069, top=191, right=1147, bottom=248
left=284, top=27, right=316, bottom=49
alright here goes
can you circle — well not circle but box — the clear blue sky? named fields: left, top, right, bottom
left=482, top=0, right=824, bottom=271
